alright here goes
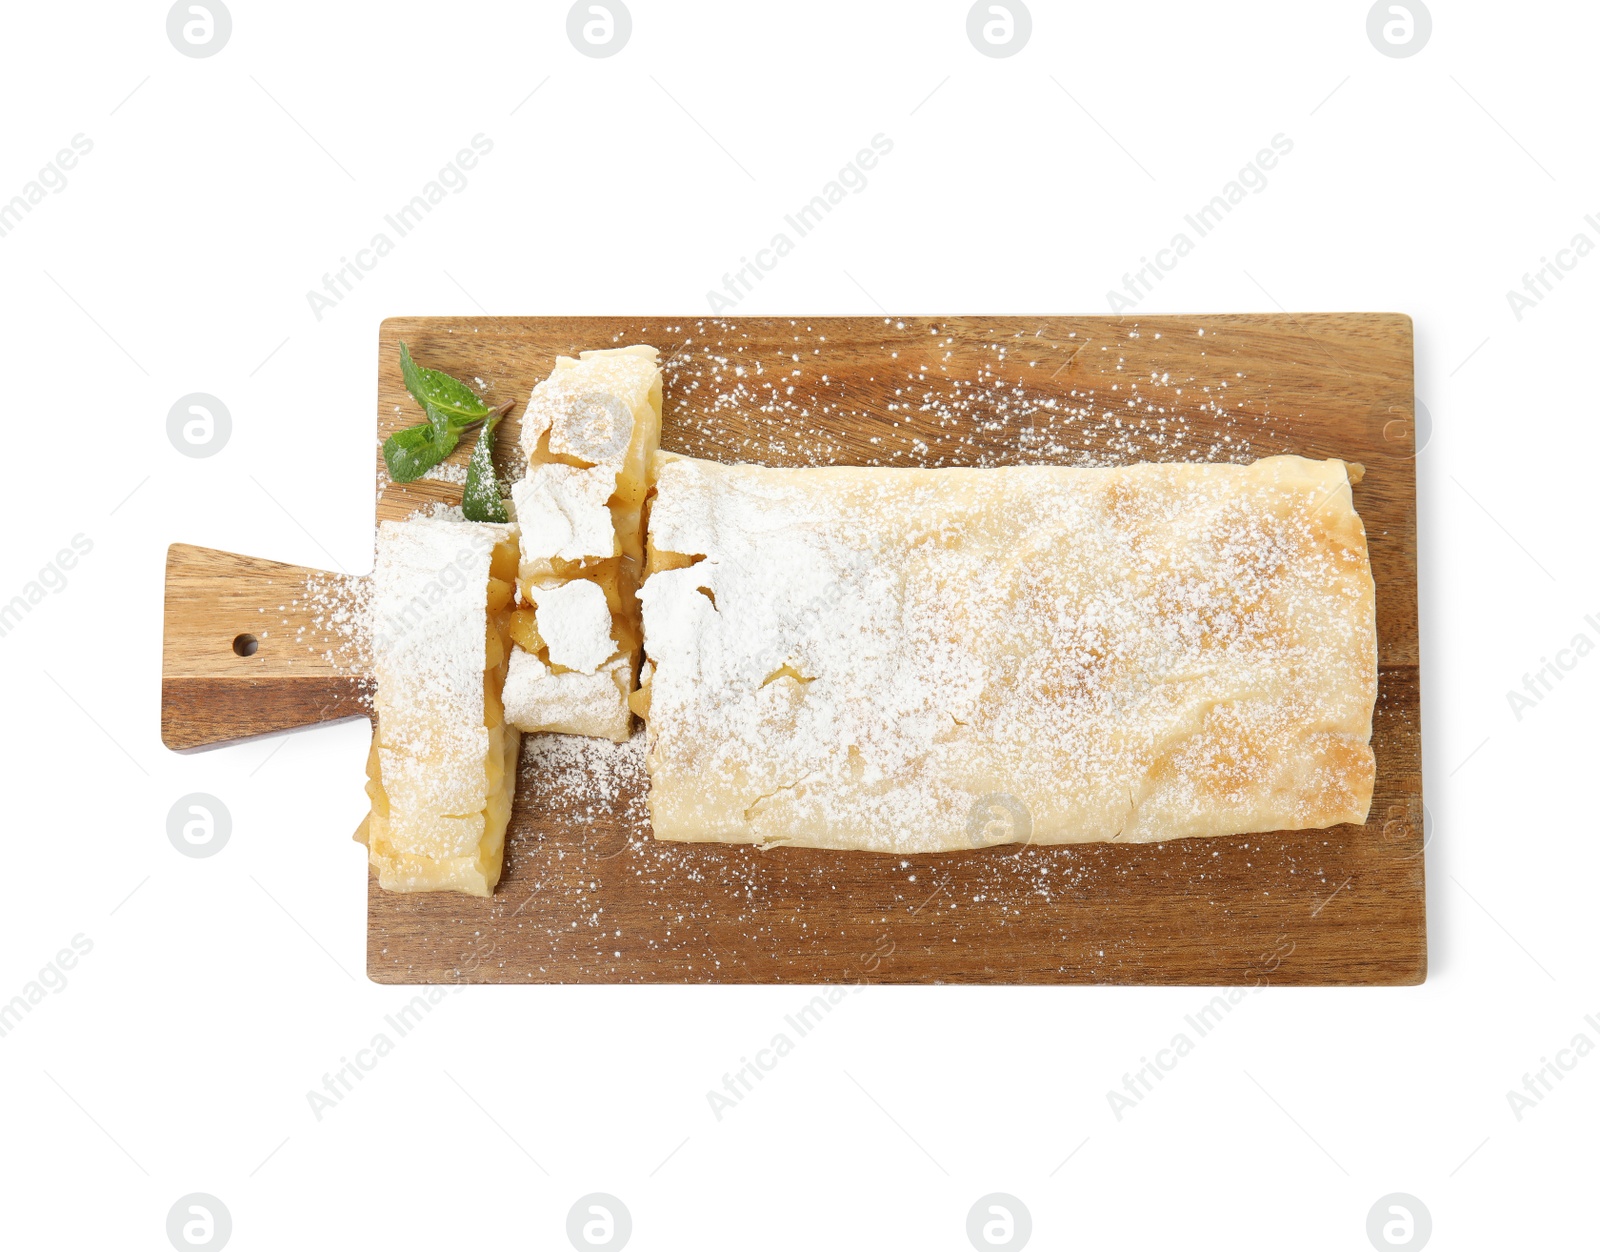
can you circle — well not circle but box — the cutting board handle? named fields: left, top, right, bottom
left=161, top=543, right=372, bottom=752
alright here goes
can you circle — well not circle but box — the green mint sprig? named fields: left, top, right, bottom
left=462, top=407, right=509, bottom=523
left=399, top=340, right=490, bottom=426
left=383, top=342, right=510, bottom=495
left=382, top=420, right=457, bottom=483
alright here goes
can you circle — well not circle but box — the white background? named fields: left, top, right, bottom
left=0, top=1, right=1594, bottom=1248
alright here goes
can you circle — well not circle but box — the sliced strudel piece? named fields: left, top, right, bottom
left=502, top=649, right=634, bottom=742
left=359, top=517, right=521, bottom=895
left=639, top=453, right=1378, bottom=854
left=504, top=346, right=661, bottom=741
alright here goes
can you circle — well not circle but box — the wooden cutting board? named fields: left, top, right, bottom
left=162, top=314, right=1424, bottom=985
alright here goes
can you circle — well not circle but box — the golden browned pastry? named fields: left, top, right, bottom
left=639, top=453, right=1376, bottom=853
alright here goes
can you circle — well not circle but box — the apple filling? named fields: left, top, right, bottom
left=503, top=346, right=661, bottom=742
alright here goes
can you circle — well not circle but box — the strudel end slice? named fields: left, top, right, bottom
left=359, top=517, right=521, bottom=895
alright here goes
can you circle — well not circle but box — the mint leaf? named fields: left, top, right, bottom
left=383, top=421, right=459, bottom=483
left=462, top=407, right=510, bottom=523
left=400, top=341, right=490, bottom=426
left=424, top=400, right=455, bottom=441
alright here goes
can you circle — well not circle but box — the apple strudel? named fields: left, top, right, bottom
left=503, top=346, right=661, bottom=741
left=359, top=517, right=521, bottom=894
left=638, top=453, right=1377, bottom=854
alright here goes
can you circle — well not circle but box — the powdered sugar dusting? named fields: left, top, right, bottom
left=290, top=571, right=373, bottom=672
left=652, top=320, right=1268, bottom=469
left=411, top=501, right=467, bottom=522
left=520, top=348, right=659, bottom=469
left=521, top=731, right=648, bottom=808
left=276, top=570, right=376, bottom=710
left=641, top=454, right=1376, bottom=853
left=371, top=518, right=511, bottom=841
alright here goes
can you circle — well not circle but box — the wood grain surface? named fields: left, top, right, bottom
left=162, top=314, right=1424, bottom=984
left=161, top=544, right=367, bottom=750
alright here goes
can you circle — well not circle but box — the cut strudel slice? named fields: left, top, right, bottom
left=638, top=453, right=1378, bottom=854
left=503, top=345, right=661, bottom=741
left=359, top=517, right=521, bottom=895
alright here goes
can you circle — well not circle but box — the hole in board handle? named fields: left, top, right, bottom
left=232, top=633, right=259, bottom=657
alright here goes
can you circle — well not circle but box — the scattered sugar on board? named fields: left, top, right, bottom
left=422, top=461, right=469, bottom=485
left=649, top=319, right=1271, bottom=471
left=411, top=501, right=466, bottom=522
left=279, top=571, right=375, bottom=707
left=432, top=809, right=1340, bottom=982
left=521, top=731, right=648, bottom=810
